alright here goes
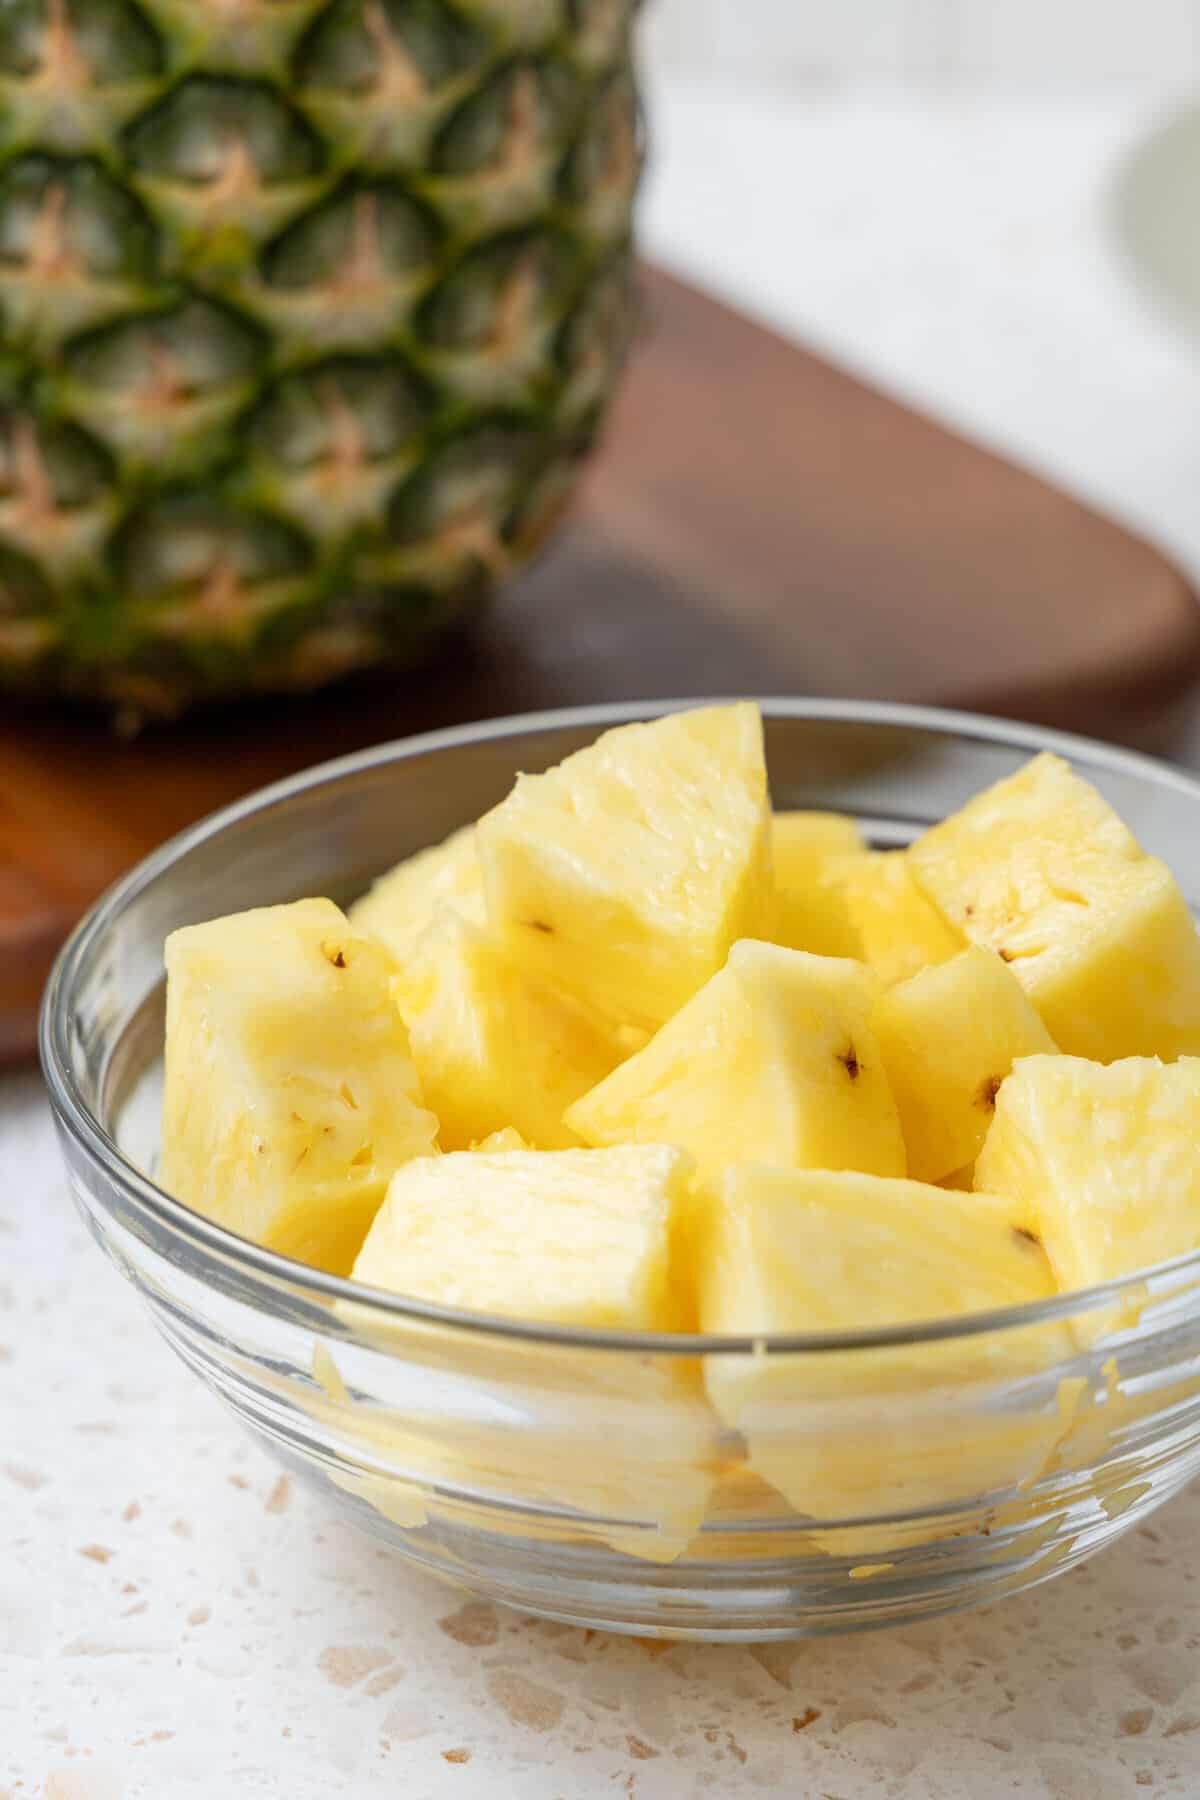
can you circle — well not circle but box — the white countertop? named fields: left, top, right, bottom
left=7, top=80, right=1200, bottom=1800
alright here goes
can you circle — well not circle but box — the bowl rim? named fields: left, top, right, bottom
left=39, top=694, right=1200, bottom=1357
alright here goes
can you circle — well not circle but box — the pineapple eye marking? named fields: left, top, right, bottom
left=525, top=918, right=554, bottom=935
left=1048, top=882, right=1089, bottom=908
left=322, top=941, right=347, bottom=967
left=1012, top=1225, right=1041, bottom=1248
left=838, top=1045, right=860, bottom=1081
left=998, top=942, right=1043, bottom=964
left=978, top=1074, right=1003, bottom=1111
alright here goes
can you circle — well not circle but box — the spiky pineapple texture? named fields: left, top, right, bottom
left=0, top=0, right=642, bottom=718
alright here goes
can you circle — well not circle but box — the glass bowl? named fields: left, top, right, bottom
left=40, top=701, right=1200, bottom=1641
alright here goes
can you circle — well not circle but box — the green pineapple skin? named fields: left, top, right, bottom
left=0, top=0, right=642, bottom=720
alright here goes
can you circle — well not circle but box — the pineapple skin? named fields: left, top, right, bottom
left=0, top=0, right=643, bottom=717
left=976, top=1053, right=1200, bottom=1294
left=161, top=896, right=438, bottom=1275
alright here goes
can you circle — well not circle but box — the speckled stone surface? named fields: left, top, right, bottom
left=6, top=1061, right=1200, bottom=1800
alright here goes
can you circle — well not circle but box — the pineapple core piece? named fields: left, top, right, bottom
left=838, top=850, right=963, bottom=986
left=565, top=941, right=905, bottom=1185
left=976, top=1054, right=1200, bottom=1293
left=350, top=1144, right=716, bottom=1557
left=391, top=908, right=622, bottom=1150
left=771, top=810, right=865, bottom=959
left=874, top=946, right=1057, bottom=1183
left=162, top=899, right=437, bottom=1277
left=349, top=824, right=484, bottom=964
left=698, top=1165, right=1068, bottom=1529
left=476, top=702, right=773, bottom=1030
left=909, top=752, right=1200, bottom=1061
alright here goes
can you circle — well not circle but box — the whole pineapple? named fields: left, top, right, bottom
left=0, top=0, right=642, bottom=719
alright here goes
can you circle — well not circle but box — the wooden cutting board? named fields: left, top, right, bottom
left=4, top=263, right=1200, bottom=1064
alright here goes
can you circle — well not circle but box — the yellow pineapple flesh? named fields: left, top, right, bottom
left=349, top=824, right=484, bottom=966
left=354, top=1143, right=690, bottom=1330
left=348, top=1144, right=716, bottom=1557
left=909, top=752, right=1200, bottom=1061
left=697, top=1164, right=1070, bottom=1534
left=391, top=908, right=623, bottom=1150
left=476, top=702, right=773, bottom=1031
left=873, top=945, right=1057, bottom=1182
left=470, top=1127, right=529, bottom=1152
left=162, top=898, right=437, bottom=1276
left=976, top=1053, right=1200, bottom=1293
left=565, top=940, right=905, bottom=1187
left=771, top=810, right=865, bottom=959
left=837, top=850, right=963, bottom=985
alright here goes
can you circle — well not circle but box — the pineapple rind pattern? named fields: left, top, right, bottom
left=0, top=0, right=642, bottom=715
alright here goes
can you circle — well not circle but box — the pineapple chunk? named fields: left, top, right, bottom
left=162, top=899, right=437, bottom=1277
left=565, top=941, right=905, bottom=1185
left=349, top=1144, right=716, bottom=1557
left=838, top=850, right=963, bottom=985
left=774, top=810, right=864, bottom=874
left=391, top=909, right=621, bottom=1150
left=354, top=1144, right=690, bottom=1329
left=976, top=1054, right=1200, bottom=1292
left=314, top=1339, right=717, bottom=1563
left=772, top=810, right=865, bottom=958
left=476, top=702, right=773, bottom=1030
left=698, top=1165, right=1069, bottom=1531
left=470, top=1127, right=529, bottom=1152
left=873, top=946, right=1057, bottom=1182
left=349, top=823, right=484, bottom=965
left=909, top=752, right=1200, bottom=1061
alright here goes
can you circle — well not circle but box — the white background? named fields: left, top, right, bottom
left=645, top=0, right=1200, bottom=87
left=635, top=23, right=1200, bottom=591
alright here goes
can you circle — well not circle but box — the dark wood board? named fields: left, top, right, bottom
left=4, top=263, right=1200, bottom=1063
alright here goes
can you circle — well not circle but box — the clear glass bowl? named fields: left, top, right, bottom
left=40, top=701, right=1200, bottom=1641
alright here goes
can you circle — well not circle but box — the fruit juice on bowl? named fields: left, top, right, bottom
left=41, top=700, right=1200, bottom=1638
